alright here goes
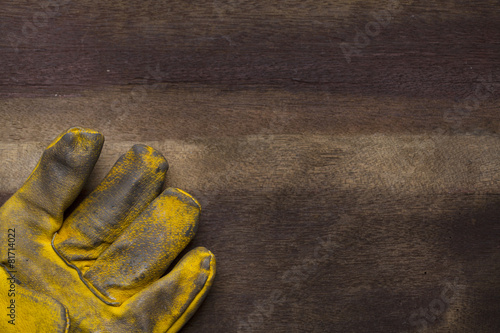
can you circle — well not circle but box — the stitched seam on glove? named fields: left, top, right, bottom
left=52, top=233, right=121, bottom=307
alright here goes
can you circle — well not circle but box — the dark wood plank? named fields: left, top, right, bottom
left=0, top=87, right=499, bottom=140
left=0, top=0, right=499, bottom=98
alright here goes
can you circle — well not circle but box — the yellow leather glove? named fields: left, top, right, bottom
left=0, top=127, right=215, bottom=332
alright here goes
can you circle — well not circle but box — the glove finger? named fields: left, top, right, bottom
left=13, top=127, right=103, bottom=234
left=121, top=247, right=215, bottom=333
left=54, top=144, right=168, bottom=272
left=82, top=187, right=200, bottom=305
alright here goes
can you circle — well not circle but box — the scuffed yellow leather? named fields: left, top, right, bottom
left=0, top=127, right=216, bottom=332
left=0, top=268, right=70, bottom=332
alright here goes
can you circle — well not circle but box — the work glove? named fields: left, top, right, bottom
left=0, top=127, right=215, bottom=332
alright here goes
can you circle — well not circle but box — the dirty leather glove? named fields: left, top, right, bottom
left=0, top=127, right=215, bottom=332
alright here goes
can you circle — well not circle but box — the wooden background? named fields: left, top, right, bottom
left=1, top=0, right=500, bottom=332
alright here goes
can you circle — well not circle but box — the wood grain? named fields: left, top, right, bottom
left=0, top=0, right=499, bottom=332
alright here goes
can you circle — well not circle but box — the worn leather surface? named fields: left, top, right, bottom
left=0, top=127, right=215, bottom=332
